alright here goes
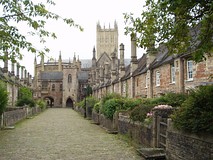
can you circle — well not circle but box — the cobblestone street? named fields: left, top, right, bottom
left=0, top=108, right=141, bottom=160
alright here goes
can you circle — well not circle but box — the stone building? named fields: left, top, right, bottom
left=90, top=29, right=213, bottom=99
left=30, top=21, right=213, bottom=107
left=0, top=56, right=33, bottom=107
left=32, top=53, right=89, bottom=108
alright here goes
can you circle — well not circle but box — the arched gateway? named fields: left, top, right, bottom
left=44, top=96, right=54, bottom=108
left=66, top=97, right=73, bottom=108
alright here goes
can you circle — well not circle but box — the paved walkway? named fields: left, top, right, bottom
left=0, top=108, right=141, bottom=160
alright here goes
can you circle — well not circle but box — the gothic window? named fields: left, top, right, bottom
left=42, top=81, right=48, bottom=90
left=187, top=60, right=193, bottom=80
left=68, top=74, right=72, bottom=83
left=52, top=84, right=55, bottom=91
left=170, top=63, right=175, bottom=83
left=156, top=71, right=160, bottom=86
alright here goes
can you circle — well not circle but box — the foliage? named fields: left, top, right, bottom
left=101, top=98, right=123, bottom=120
left=16, top=86, right=35, bottom=107
left=129, top=104, right=154, bottom=123
left=36, top=99, right=46, bottom=110
left=122, top=98, right=142, bottom=110
left=86, top=96, right=98, bottom=108
left=172, top=85, right=213, bottom=134
left=93, top=102, right=101, bottom=113
left=18, top=86, right=32, bottom=99
left=163, top=92, right=187, bottom=107
left=0, top=0, right=83, bottom=62
left=0, top=80, right=8, bottom=114
left=142, top=92, right=187, bottom=108
left=16, top=97, right=35, bottom=107
left=101, top=93, right=122, bottom=104
left=76, top=99, right=85, bottom=108
left=124, top=0, right=213, bottom=62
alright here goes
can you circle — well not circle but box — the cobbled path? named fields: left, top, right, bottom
left=0, top=108, right=141, bottom=160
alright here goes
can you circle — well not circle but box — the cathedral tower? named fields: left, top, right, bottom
left=96, top=20, right=118, bottom=60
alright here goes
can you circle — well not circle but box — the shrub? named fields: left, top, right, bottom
left=76, top=100, right=85, bottom=108
left=86, top=96, right=98, bottom=108
left=0, top=81, right=8, bottom=115
left=93, top=102, right=101, bottom=113
left=129, top=104, right=154, bottom=122
left=164, top=92, right=187, bottom=107
left=101, top=98, right=122, bottom=119
left=123, top=98, right=142, bottom=110
left=16, top=97, right=35, bottom=107
left=36, top=99, right=47, bottom=109
left=101, top=93, right=122, bottom=104
left=172, top=85, right=213, bottom=134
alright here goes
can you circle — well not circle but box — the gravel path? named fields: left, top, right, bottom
left=0, top=108, right=141, bottom=160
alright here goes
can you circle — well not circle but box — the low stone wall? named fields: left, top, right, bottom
left=86, top=106, right=92, bottom=119
left=99, top=114, right=114, bottom=131
left=166, top=120, right=213, bottom=160
left=1, top=106, right=42, bottom=128
left=3, top=108, right=26, bottom=127
left=92, top=111, right=99, bottom=124
left=118, top=113, right=154, bottom=147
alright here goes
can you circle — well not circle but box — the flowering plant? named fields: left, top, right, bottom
left=144, top=111, right=153, bottom=125
left=153, top=104, right=172, bottom=110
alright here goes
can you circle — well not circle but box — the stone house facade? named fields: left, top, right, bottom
left=91, top=33, right=213, bottom=99
left=33, top=53, right=89, bottom=108
left=0, top=58, right=33, bottom=107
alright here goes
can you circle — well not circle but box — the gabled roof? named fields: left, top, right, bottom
left=132, top=54, right=147, bottom=77
left=40, top=72, right=63, bottom=80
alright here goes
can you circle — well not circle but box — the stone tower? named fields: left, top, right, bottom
left=96, top=21, right=118, bottom=59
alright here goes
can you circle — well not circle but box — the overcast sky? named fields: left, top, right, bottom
left=3, top=0, right=146, bottom=75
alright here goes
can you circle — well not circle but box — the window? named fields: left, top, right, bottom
left=136, top=78, right=139, bottom=87
left=41, top=81, right=48, bottom=90
left=68, top=74, right=72, bottom=83
left=145, top=74, right=148, bottom=88
left=156, top=71, right=160, bottom=86
left=187, top=60, right=193, bottom=80
left=171, top=63, right=175, bottom=83
left=60, top=84, right=63, bottom=91
left=52, top=84, right=55, bottom=91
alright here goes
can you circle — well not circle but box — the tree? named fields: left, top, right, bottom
left=16, top=86, right=35, bottom=107
left=124, top=0, right=213, bottom=62
left=0, top=0, right=83, bottom=62
left=0, top=80, right=8, bottom=115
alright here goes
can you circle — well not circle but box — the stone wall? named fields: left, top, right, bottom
left=118, top=113, right=154, bottom=147
left=166, top=120, right=213, bottom=160
left=1, top=107, right=42, bottom=128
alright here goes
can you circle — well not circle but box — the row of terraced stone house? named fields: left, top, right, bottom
left=90, top=35, right=213, bottom=99
left=0, top=59, right=32, bottom=107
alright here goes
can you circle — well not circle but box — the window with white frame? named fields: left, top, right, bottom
left=171, top=63, right=175, bottom=83
left=187, top=60, right=193, bottom=80
left=156, top=71, right=160, bottom=86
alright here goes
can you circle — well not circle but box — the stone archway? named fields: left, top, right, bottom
left=66, top=97, right=73, bottom=108
left=44, top=96, right=54, bottom=108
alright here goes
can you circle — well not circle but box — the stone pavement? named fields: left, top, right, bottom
left=0, top=108, right=141, bottom=160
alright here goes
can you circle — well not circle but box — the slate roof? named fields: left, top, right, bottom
left=40, top=72, right=63, bottom=80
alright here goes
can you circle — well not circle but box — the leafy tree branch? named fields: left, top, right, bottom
left=124, top=0, right=213, bottom=62
left=0, top=0, right=83, bottom=62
